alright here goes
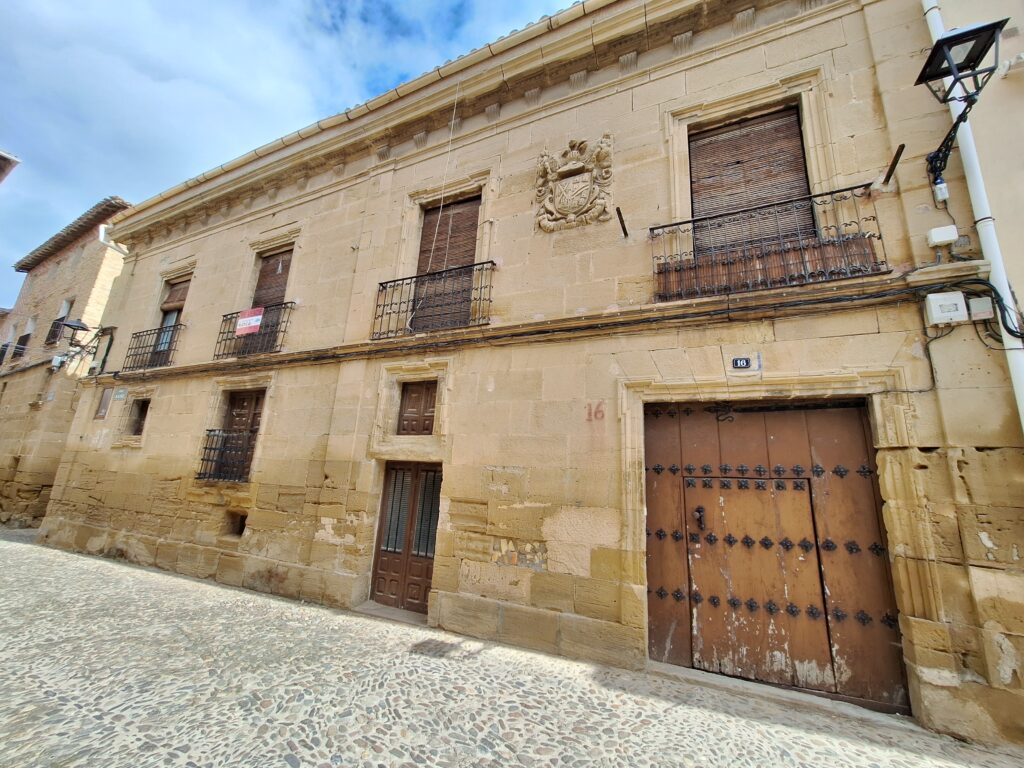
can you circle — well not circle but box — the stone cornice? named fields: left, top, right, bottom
left=109, top=0, right=851, bottom=253
left=99, top=261, right=988, bottom=386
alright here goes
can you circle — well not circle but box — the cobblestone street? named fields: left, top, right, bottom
left=1, top=530, right=1021, bottom=768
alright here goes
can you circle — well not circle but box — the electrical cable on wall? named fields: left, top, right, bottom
left=408, top=81, right=462, bottom=333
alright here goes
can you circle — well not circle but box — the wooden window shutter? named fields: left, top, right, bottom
left=688, top=108, right=814, bottom=250
left=225, top=389, right=265, bottom=432
left=252, top=250, right=292, bottom=308
left=161, top=279, right=191, bottom=312
left=416, top=197, right=481, bottom=275
left=397, top=380, right=437, bottom=435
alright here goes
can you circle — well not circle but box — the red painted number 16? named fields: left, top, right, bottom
left=586, top=401, right=605, bottom=421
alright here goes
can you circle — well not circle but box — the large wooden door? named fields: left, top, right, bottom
left=645, top=403, right=907, bottom=710
left=372, top=463, right=442, bottom=614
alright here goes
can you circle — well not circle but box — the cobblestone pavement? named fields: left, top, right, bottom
left=2, top=531, right=1022, bottom=768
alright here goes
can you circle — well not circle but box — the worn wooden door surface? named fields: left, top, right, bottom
left=644, top=403, right=906, bottom=709
left=372, top=463, right=443, bottom=614
left=216, top=390, right=264, bottom=479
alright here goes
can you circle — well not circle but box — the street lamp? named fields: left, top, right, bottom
left=915, top=18, right=1008, bottom=187
left=60, top=319, right=100, bottom=357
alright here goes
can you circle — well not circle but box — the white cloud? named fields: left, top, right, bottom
left=0, top=0, right=564, bottom=306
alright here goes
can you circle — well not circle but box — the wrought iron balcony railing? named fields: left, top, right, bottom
left=649, top=185, right=888, bottom=302
left=122, top=324, right=185, bottom=371
left=213, top=301, right=295, bottom=360
left=372, top=261, right=495, bottom=340
left=196, top=428, right=259, bottom=482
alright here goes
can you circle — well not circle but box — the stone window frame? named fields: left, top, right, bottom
left=395, top=168, right=497, bottom=280
left=618, top=367, right=914, bottom=652
left=193, top=371, right=276, bottom=485
left=662, top=66, right=838, bottom=239
left=112, top=386, right=157, bottom=449
left=243, top=226, right=302, bottom=312
left=157, top=259, right=196, bottom=327
left=368, top=358, right=451, bottom=464
left=93, top=386, right=114, bottom=420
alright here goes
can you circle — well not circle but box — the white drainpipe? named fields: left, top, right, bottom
left=98, top=224, right=129, bottom=256
left=921, top=0, right=1024, bottom=439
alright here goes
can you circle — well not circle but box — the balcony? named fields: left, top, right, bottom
left=650, top=185, right=888, bottom=302
left=213, top=302, right=295, bottom=360
left=196, top=428, right=259, bottom=482
left=372, top=261, right=495, bottom=340
left=122, top=324, right=185, bottom=371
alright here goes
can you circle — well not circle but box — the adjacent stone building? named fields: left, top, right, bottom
left=0, top=197, right=130, bottom=526
left=37, top=0, right=1023, bottom=745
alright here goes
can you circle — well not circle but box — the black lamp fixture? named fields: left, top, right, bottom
left=60, top=319, right=100, bottom=357
left=915, top=18, right=1008, bottom=186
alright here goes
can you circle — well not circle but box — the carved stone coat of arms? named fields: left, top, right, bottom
left=535, top=134, right=613, bottom=232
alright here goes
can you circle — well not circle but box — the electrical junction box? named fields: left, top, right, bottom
left=969, top=296, right=996, bottom=321
left=925, top=291, right=969, bottom=326
left=927, top=225, right=959, bottom=247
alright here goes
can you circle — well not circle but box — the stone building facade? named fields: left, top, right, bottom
left=0, top=197, right=130, bottom=526
left=37, top=0, right=1023, bottom=745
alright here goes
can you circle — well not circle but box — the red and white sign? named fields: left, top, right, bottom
left=235, top=308, right=264, bottom=335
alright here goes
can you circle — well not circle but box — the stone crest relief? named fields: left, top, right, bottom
left=535, top=134, right=613, bottom=232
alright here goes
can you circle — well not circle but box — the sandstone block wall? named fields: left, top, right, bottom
left=35, top=0, right=1024, bottom=746
left=0, top=231, right=125, bottom=527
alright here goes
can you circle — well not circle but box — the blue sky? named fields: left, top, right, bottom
left=0, top=0, right=566, bottom=307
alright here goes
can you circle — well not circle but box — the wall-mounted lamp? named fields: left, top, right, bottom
left=60, top=319, right=101, bottom=358
left=914, top=18, right=1008, bottom=188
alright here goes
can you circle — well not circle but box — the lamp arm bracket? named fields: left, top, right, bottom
left=927, top=97, right=976, bottom=182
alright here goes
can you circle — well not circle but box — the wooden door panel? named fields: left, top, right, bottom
left=806, top=408, right=906, bottom=706
left=683, top=479, right=734, bottom=675
left=644, top=407, right=691, bottom=666
left=371, top=463, right=442, bottom=615
left=645, top=402, right=905, bottom=708
left=403, top=557, right=434, bottom=614
left=687, top=480, right=834, bottom=690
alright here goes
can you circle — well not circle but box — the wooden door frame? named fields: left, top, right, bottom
left=370, top=461, right=443, bottom=611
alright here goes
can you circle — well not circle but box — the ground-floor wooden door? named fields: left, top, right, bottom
left=645, top=402, right=907, bottom=711
left=372, top=463, right=442, bottom=614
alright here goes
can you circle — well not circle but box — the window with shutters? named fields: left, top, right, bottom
left=652, top=106, right=887, bottom=300
left=371, top=196, right=495, bottom=339
left=124, top=279, right=189, bottom=370
left=214, top=249, right=296, bottom=359
left=411, top=197, right=480, bottom=332
left=252, top=249, right=291, bottom=308
left=397, top=380, right=437, bottom=435
left=11, top=332, right=31, bottom=360
left=45, top=298, right=74, bottom=346
left=197, top=389, right=265, bottom=482
left=688, top=108, right=813, bottom=254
